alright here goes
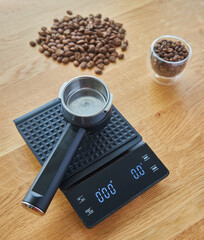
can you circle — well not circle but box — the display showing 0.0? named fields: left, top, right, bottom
left=131, top=165, right=145, bottom=179
left=95, top=181, right=116, bottom=203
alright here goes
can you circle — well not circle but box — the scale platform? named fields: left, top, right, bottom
left=14, top=98, right=169, bottom=228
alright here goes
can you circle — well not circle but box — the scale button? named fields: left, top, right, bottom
left=85, top=207, right=94, bottom=216
left=142, top=154, right=150, bottom=161
left=76, top=195, right=86, bottom=204
left=150, top=165, right=159, bottom=172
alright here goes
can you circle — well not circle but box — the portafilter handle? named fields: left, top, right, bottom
left=22, top=123, right=86, bottom=214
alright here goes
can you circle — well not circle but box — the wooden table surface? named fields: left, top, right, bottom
left=0, top=0, right=204, bottom=239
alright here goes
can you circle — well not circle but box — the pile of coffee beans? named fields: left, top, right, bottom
left=151, top=39, right=189, bottom=78
left=29, top=11, right=128, bottom=74
left=154, top=40, right=189, bottom=62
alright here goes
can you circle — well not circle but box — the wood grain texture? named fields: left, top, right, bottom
left=0, top=0, right=204, bottom=239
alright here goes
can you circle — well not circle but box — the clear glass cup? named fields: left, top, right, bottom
left=147, top=35, right=192, bottom=85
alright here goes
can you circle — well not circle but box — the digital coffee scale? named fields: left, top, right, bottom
left=14, top=98, right=169, bottom=228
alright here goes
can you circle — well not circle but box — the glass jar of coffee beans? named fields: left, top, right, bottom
left=147, top=35, right=192, bottom=85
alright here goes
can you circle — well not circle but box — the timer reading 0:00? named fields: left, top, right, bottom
left=131, top=165, right=145, bottom=180
left=95, top=181, right=117, bottom=203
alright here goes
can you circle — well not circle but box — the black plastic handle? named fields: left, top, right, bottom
left=22, top=123, right=86, bottom=214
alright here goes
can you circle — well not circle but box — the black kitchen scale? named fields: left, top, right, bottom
left=14, top=98, right=169, bottom=228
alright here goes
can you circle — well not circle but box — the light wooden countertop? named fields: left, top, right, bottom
left=0, top=0, right=204, bottom=239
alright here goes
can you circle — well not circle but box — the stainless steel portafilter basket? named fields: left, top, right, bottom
left=59, top=75, right=113, bottom=128
left=22, top=76, right=113, bottom=215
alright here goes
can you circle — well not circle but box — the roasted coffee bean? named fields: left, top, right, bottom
left=89, top=44, right=95, bottom=53
left=167, top=48, right=173, bottom=53
left=77, top=39, right=85, bottom=44
left=62, top=57, right=69, bottom=64
left=56, top=49, right=64, bottom=56
left=86, top=56, right=91, bottom=62
left=80, top=61, right=87, bottom=69
left=104, top=59, right=110, bottom=65
left=114, top=39, right=121, bottom=46
left=57, top=57, right=63, bottom=63
left=96, top=31, right=103, bottom=38
left=30, top=41, right=36, bottom=47
left=64, top=51, right=73, bottom=57
left=89, top=53, right=94, bottom=59
left=48, top=42, right=56, bottom=47
left=49, top=48, right=55, bottom=54
left=120, top=28, right=126, bottom=34
left=97, top=63, right=104, bottom=69
left=78, top=46, right=85, bottom=52
left=99, top=47, right=106, bottom=54
left=44, top=51, right=51, bottom=57
left=79, top=56, right=86, bottom=63
left=69, top=42, right=75, bottom=47
left=73, top=60, right=79, bottom=66
left=109, top=56, right=116, bottom=62
left=97, top=53, right=105, bottom=59
left=67, top=10, right=73, bottom=15
left=69, top=56, right=75, bottom=61
left=52, top=53, right=58, bottom=60
left=42, top=44, right=49, bottom=50
left=95, top=19, right=101, bottom=25
left=38, top=47, right=44, bottom=53
left=95, top=13, right=102, bottom=18
left=73, top=23, right=79, bottom=29
left=41, top=26, right=47, bottom=31
left=95, top=48, right=99, bottom=54
left=96, top=42, right=103, bottom=48
left=106, top=52, right=110, bottom=58
left=87, top=61, right=94, bottom=68
left=57, top=44, right=64, bottom=49
left=111, top=51, right=118, bottom=57
left=75, top=52, right=81, bottom=60
left=123, top=39, right=128, bottom=46
left=118, top=53, right=124, bottom=59
left=95, top=68, right=102, bottom=74
left=38, top=31, right=47, bottom=37
left=96, top=59, right=104, bottom=65
left=121, top=44, right=127, bottom=51
left=108, top=48, right=115, bottom=53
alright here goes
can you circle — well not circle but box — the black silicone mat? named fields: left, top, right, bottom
left=14, top=98, right=142, bottom=188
